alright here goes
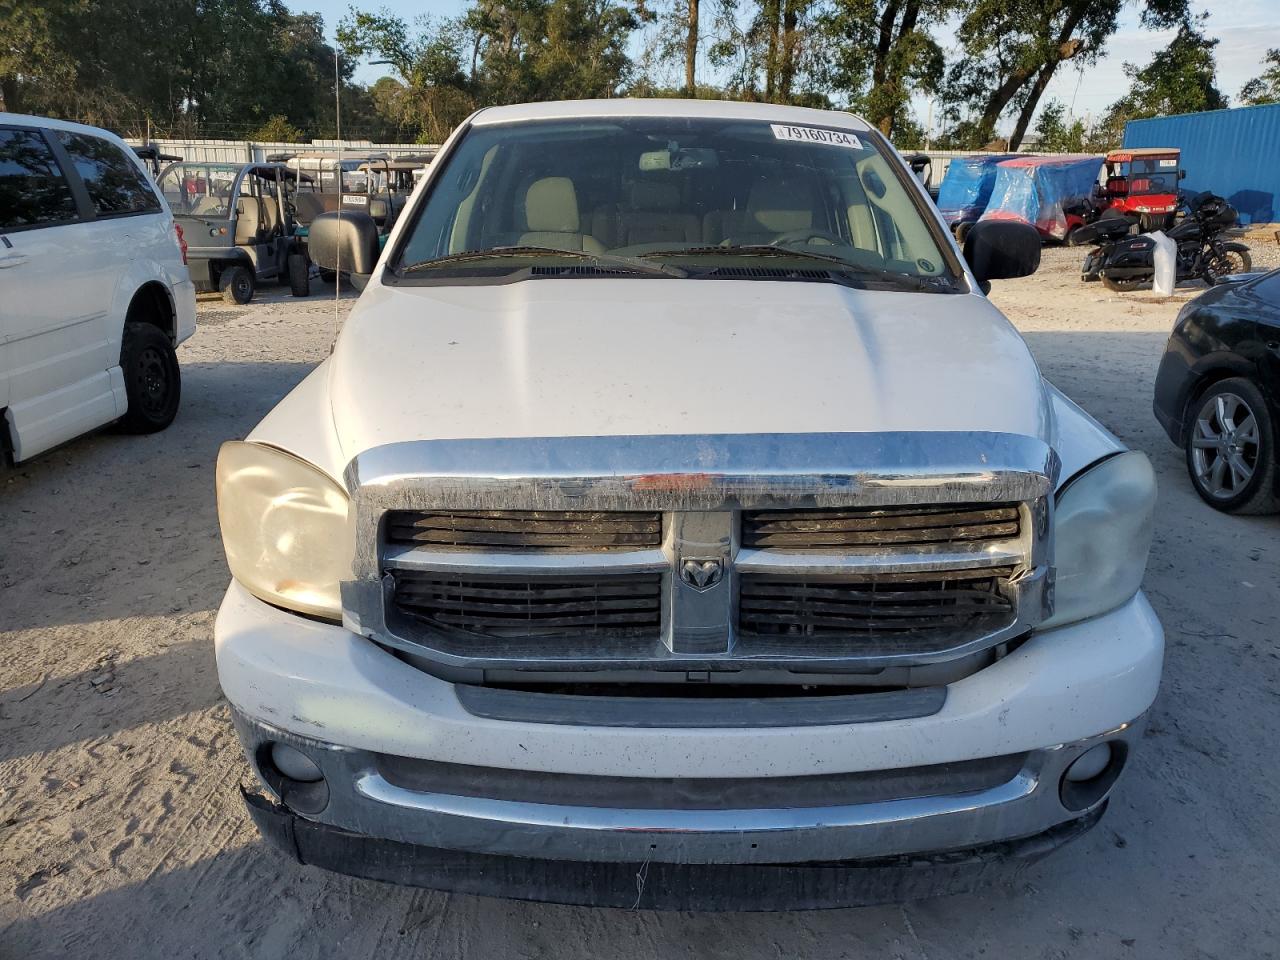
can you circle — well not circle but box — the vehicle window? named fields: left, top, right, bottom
left=396, top=117, right=955, bottom=289
left=158, top=163, right=240, bottom=217
left=0, top=128, right=79, bottom=230
left=55, top=131, right=161, bottom=216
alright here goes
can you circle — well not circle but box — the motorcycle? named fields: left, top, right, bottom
left=1078, top=193, right=1252, bottom=292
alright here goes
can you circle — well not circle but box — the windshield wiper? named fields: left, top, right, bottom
left=401, top=246, right=684, bottom=277
left=638, top=245, right=954, bottom=291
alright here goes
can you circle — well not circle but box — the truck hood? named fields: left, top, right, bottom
left=326, top=278, right=1049, bottom=460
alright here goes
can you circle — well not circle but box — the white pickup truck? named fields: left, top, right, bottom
left=214, top=99, right=1161, bottom=910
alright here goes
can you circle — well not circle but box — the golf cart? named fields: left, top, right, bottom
left=1100, top=148, right=1184, bottom=232
left=157, top=161, right=311, bottom=304
left=132, top=144, right=182, bottom=179
left=979, top=155, right=1105, bottom=243
left=284, top=152, right=433, bottom=284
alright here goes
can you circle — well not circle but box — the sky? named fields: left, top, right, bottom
left=294, top=0, right=1277, bottom=135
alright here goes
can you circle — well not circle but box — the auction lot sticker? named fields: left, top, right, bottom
left=771, top=124, right=862, bottom=149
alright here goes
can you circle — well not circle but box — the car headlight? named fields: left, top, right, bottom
left=1041, top=451, right=1157, bottom=629
left=216, top=441, right=350, bottom=620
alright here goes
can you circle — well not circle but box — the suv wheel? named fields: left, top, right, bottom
left=288, top=252, right=310, bottom=297
left=1185, top=378, right=1279, bottom=514
left=119, top=322, right=181, bottom=433
left=220, top=265, right=255, bottom=305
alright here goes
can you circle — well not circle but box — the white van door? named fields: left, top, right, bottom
left=0, top=125, right=105, bottom=459
left=0, top=125, right=162, bottom=461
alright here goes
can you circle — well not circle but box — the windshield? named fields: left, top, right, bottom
left=393, top=117, right=956, bottom=289
left=158, top=163, right=242, bottom=218
left=1112, top=157, right=1179, bottom=195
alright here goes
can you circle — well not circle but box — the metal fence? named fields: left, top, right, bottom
left=122, top=137, right=440, bottom=164
left=123, top=136, right=1071, bottom=196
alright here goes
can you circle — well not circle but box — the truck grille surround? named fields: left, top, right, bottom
left=342, top=433, right=1057, bottom=676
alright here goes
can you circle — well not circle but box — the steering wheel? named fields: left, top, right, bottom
left=768, top=228, right=845, bottom=247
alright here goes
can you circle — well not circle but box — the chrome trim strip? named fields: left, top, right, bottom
left=353, top=768, right=1039, bottom=836
left=382, top=544, right=669, bottom=576
left=345, top=431, right=1058, bottom=580
left=734, top=545, right=1025, bottom=575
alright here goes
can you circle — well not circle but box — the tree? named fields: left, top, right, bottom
left=1240, top=49, right=1280, bottom=106
left=1032, top=98, right=1088, bottom=151
left=943, top=0, right=1190, bottom=150
left=817, top=0, right=953, bottom=136
left=249, top=115, right=306, bottom=142
left=341, top=0, right=641, bottom=142
left=1100, top=15, right=1227, bottom=135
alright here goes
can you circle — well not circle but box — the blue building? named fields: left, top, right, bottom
left=1124, top=103, right=1280, bottom=225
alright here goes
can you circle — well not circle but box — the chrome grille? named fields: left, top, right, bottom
left=392, top=571, right=662, bottom=637
left=741, top=504, right=1021, bottom=550
left=386, top=510, right=662, bottom=551
left=344, top=432, right=1056, bottom=672
left=738, top=568, right=1015, bottom=638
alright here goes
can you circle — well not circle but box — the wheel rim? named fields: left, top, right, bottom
left=1191, top=392, right=1260, bottom=499
left=236, top=274, right=251, bottom=298
left=134, top=346, right=170, bottom=417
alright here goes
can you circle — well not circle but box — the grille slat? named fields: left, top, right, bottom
left=387, top=510, right=661, bottom=551
left=743, top=504, right=1021, bottom=550
left=393, top=571, right=662, bottom=637
left=738, top=570, right=1014, bottom=638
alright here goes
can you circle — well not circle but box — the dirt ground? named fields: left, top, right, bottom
left=3, top=248, right=1280, bottom=959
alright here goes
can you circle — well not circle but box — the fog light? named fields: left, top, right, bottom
left=1065, top=743, right=1112, bottom=782
left=270, top=742, right=323, bottom=783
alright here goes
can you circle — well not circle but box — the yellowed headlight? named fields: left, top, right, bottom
left=216, top=441, right=350, bottom=620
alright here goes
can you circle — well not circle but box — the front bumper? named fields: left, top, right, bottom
left=242, top=784, right=1105, bottom=910
left=216, top=582, right=1162, bottom=904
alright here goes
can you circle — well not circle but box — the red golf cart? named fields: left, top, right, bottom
left=1101, top=148, right=1184, bottom=231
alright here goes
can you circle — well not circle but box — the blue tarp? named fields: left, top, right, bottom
left=979, top=155, right=1103, bottom=240
left=935, top=154, right=1018, bottom=226
left=1125, top=103, right=1280, bottom=225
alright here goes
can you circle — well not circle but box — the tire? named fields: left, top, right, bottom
left=119, top=322, right=181, bottom=434
left=1204, top=248, right=1252, bottom=285
left=288, top=252, right=310, bottom=297
left=220, top=265, right=254, bottom=305
left=1184, top=377, right=1279, bottom=514
left=1065, top=225, right=1087, bottom=246
left=1102, top=274, right=1145, bottom=292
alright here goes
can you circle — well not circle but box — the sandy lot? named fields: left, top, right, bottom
left=3, top=249, right=1280, bottom=959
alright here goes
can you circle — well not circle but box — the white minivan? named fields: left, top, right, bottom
left=0, top=114, right=195, bottom=463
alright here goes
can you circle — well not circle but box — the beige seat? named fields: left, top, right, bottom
left=259, top=193, right=281, bottom=237
left=517, top=177, right=604, bottom=253
left=704, top=180, right=815, bottom=245
left=612, top=182, right=700, bottom=247
left=233, top=196, right=263, bottom=245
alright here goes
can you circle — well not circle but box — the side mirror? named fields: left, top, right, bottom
left=963, top=220, right=1041, bottom=290
left=368, top=198, right=389, bottom=222
left=308, top=210, right=380, bottom=285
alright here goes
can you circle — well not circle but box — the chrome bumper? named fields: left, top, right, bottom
left=232, top=707, right=1139, bottom=868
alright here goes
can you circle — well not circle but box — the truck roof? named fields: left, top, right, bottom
left=470, top=98, right=872, bottom=132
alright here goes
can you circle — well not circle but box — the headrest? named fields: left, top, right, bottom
left=746, top=180, right=812, bottom=233
left=630, top=181, right=681, bottom=211
left=525, top=177, right=580, bottom=233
